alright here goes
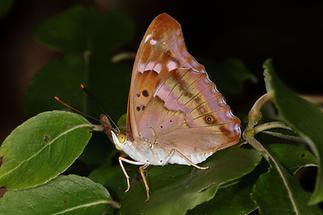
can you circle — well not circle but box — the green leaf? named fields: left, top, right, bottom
left=0, top=174, right=118, bottom=215
left=117, top=113, right=127, bottom=132
left=78, top=133, right=115, bottom=166
left=87, top=58, right=131, bottom=120
left=29, top=5, right=134, bottom=120
left=0, top=111, right=92, bottom=189
left=121, top=147, right=261, bottom=215
left=89, top=165, right=127, bottom=199
left=24, top=54, right=131, bottom=120
left=86, top=11, right=135, bottom=54
left=27, top=18, right=132, bottom=164
left=200, top=58, right=257, bottom=95
left=187, top=181, right=256, bottom=215
left=25, top=54, right=86, bottom=116
left=34, top=6, right=87, bottom=52
left=29, top=5, right=134, bottom=119
left=253, top=167, right=322, bottom=215
left=34, top=5, right=135, bottom=53
left=0, top=0, right=13, bottom=18
left=267, top=144, right=318, bottom=173
left=264, top=59, right=323, bottom=204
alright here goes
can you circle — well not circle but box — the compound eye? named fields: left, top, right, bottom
left=117, top=133, right=126, bottom=144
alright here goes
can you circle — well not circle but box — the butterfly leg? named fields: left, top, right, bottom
left=160, top=149, right=176, bottom=165
left=139, top=165, right=150, bottom=201
left=118, top=156, right=145, bottom=192
left=173, top=149, right=209, bottom=170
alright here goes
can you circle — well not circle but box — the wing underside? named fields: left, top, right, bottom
left=126, top=13, right=240, bottom=157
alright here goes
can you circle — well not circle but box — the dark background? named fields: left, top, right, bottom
left=1, top=0, right=322, bottom=141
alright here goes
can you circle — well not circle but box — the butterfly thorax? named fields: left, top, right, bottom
left=111, top=130, right=167, bottom=165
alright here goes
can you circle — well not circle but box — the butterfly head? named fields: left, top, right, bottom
left=99, top=114, right=128, bottom=151
left=111, top=130, right=127, bottom=151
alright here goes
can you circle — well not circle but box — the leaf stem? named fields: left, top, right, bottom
left=246, top=134, right=300, bottom=214
left=92, top=124, right=104, bottom=132
left=247, top=92, right=273, bottom=128
left=243, top=92, right=300, bottom=214
left=243, top=92, right=275, bottom=160
left=261, top=131, right=304, bottom=143
left=111, top=52, right=136, bottom=63
left=254, top=121, right=291, bottom=134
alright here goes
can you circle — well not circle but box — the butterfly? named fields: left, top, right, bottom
left=100, top=13, right=241, bottom=201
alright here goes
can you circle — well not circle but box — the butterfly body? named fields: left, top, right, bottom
left=111, top=130, right=213, bottom=166
left=102, top=13, right=241, bottom=200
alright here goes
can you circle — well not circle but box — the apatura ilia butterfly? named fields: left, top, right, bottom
left=100, top=13, right=241, bottom=201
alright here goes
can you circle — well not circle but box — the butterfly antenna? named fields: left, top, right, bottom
left=80, top=84, right=107, bottom=114
left=107, top=114, right=120, bottom=133
left=54, top=96, right=100, bottom=123
left=80, top=84, right=120, bottom=132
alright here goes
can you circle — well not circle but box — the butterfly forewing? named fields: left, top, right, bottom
left=127, top=13, right=240, bottom=158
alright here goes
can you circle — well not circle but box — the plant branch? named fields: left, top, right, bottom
left=245, top=134, right=300, bottom=214
left=254, top=121, right=292, bottom=134
left=243, top=92, right=300, bottom=214
left=247, top=93, right=273, bottom=128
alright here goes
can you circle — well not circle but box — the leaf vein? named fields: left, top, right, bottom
left=50, top=200, right=110, bottom=215
left=0, top=123, right=92, bottom=180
